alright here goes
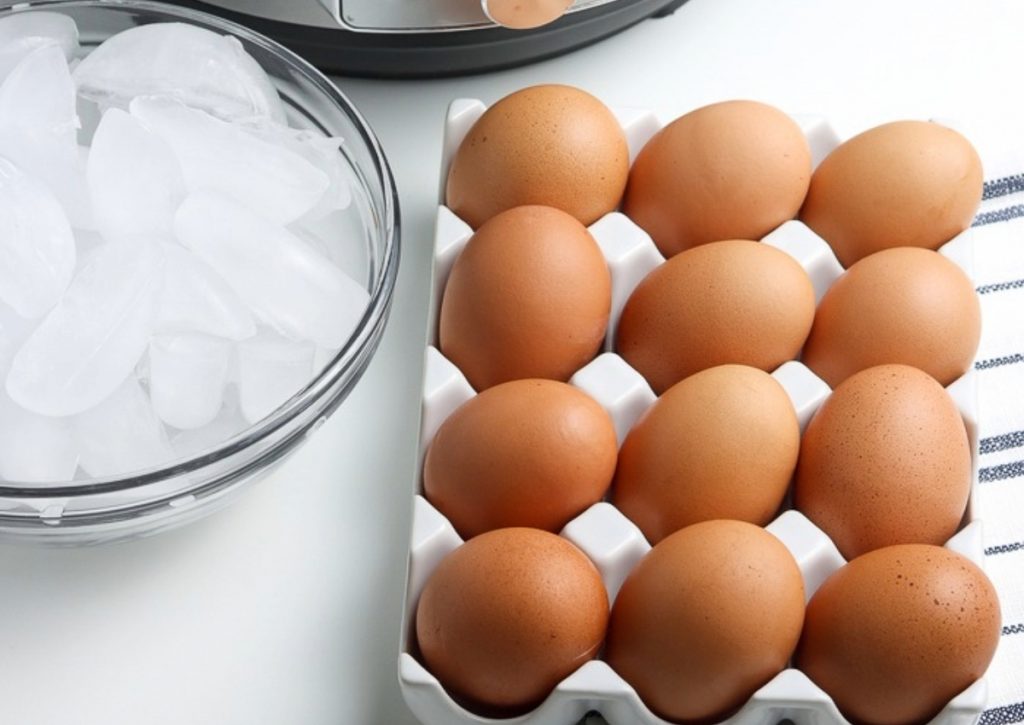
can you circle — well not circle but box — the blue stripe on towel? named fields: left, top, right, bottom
left=979, top=460, right=1024, bottom=483
left=977, top=354, right=1024, bottom=370
left=981, top=430, right=1024, bottom=455
left=977, top=279, right=1024, bottom=295
left=980, top=702, right=1024, bottom=725
left=1004, top=623, right=1024, bottom=636
left=985, top=174, right=1024, bottom=200
left=974, top=204, right=1024, bottom=227
left=986, top=540, right=1024, bottom=556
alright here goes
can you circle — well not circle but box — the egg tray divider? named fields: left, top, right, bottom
left=398, top=99, right=987, bottom=725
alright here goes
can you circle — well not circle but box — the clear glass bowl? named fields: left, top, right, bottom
left=0, top=0, right=400, bottom=545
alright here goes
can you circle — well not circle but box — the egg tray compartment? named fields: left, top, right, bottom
left=398, top=99, right=988, bottom=725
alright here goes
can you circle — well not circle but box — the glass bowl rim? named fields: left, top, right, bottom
left=0, top=0, right=401, bottom=499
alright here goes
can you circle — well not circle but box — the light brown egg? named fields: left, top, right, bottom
left=616, top=239, right=815, bottom=393
left=795, top=364, right=971, bottom=559
left=485, top=0, right=572, bottom=29
left=612, top=365, right=799, bottom=544
left=802, top=247, right=981, bottom=388
left=622, top=100, right=811, bottom=258
left=439, top=205, right=611, bottom=391
left=416, top=528, right=609, bottom=715
left=800, top=121, right=983, bottom=267
left=424, top=379, right=617, bottom=538
left=446, top=84, right=629, bottom=228
left=606, top=520, right=805, bottom=723
left=796, top=544, right=1000, bottom=725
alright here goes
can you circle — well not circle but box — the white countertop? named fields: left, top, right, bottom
left=0, top=1, right=1021, bottom=723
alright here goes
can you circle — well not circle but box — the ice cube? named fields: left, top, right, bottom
left=0, top=11, right=79, bottom=82
left=293, top=207, right=368, bottom=280
left=0, top=44, right=92, bottom=229
left=156, top=243, right=256, bottom=340
left=74, top=376, right=173, bottom=478
left=150, top=334, right=231, bottom=430
left=0, top=393, right=77, bottom=483
left=170, top=387, right=248, bottom=459
left=237, top=332, right=316, bottom=424
left=131, top=97, right=328, bottom=225
left=244, top=120, right=353, bottom=219
left=6, top=241, right=163, bottom=417
left=0, top=45, right=77, bottom=149
left=0, top=304, right=36, bottom=380
left=73, top=23, right=286, bottom=122
left=0, top=157, right=76, bottom=317
left=174, top=192, right=370, bottom=348
left=88, top=108, right=186, bottom=238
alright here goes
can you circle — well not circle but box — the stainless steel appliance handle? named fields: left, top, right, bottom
left=327, top=0, right=623, bottom=33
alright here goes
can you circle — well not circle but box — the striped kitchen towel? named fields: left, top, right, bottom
left=960, top=120, right=1024, bottom=725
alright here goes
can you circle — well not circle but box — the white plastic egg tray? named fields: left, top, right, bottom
left=398, top=99, right=987, bottom=725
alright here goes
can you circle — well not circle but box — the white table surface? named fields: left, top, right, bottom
left=0, top=1, right=1021, bottom=723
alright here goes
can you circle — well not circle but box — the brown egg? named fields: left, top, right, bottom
left=416, top=528, right=609, bottom=715
left=623, top=100, right=811, bottom=258
left=800, top=121, right=983, bottom=267
left=446, top=84, right=628, bottom=228
left=613, top=365, right=799, bottom=544
left=606, top=520, right=805, bottom=723
left=424, top=379, right=617, bottom=538
left=616, top=239, right=815, bottom=393
left=795, top=364, right=971, bottom=559
left=796, top=544, right=1000, bottom=725
left=439, top=205, right=611, bottom=390
left=802, top=247, right=981, bottom=388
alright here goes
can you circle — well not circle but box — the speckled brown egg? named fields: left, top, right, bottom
left=612, top=365, right=799, bottom=544
left=415, top=528, right=609, bottom=715
left=800, top=121, right=983, bottom=268
left=796, top=544, right=1000, bottom=725
left=424, top=379, right=617, bottom=538
left=802, top=247, right=981, bottom=388
left=439, top=205, right=611, bottom=390
left=622, top=100, right=811, bottom=258
left=446, top=84, right=629, bottom=228
left=606, top=520, right=805, bottom=723
left=616, top=239, right=815, bottom=393
left=795, top=364, right=971, bottom=559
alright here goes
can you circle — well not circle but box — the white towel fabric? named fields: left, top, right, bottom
left=952, top=117, right=1024, bottom=725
